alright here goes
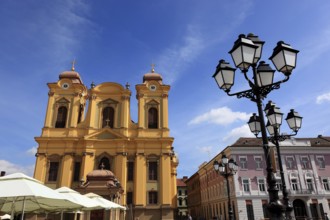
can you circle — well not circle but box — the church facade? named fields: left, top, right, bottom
left=33, top=66, right=178, bottom=220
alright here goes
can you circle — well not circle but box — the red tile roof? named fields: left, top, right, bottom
left=230, top=136, right=330, bottom=147
left=177, top=178, right=187, bottom=187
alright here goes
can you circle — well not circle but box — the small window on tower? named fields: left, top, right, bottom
left=148, top=191, right=158, bottom=204
left=48, top=162, right=59, bottom=182
left=148, top=161, right=158, bottom=181
left=102, top=107, right=114, bottom=128
left=148, top=107, right=158, bottom=129
left=73, top=162, right=81, bottom=182
left=55, top=106, right=67, bottom=128
left=127, top=161, right=134, bottom=181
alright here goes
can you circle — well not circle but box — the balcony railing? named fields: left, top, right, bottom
left=288, top=189, right=313, bottom=195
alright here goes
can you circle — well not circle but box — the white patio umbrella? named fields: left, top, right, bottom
left=55, top=187, right=102, bottom=211
left=0, top=173, right=82, bottom=220
left=0, top=214, right=11, bottom=220
left=55, top=187, right=103, bottom=220
left=84, top=193, right=126, bottom=210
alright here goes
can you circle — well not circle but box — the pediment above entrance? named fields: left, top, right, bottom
left=84, top=128, right=127, bottom=140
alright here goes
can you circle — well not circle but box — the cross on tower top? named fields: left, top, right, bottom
left=151, top=63, right=155, bottom=73
left=71, top=59, right=76, bottom=71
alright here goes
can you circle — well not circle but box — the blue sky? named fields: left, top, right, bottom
left=1, top=0, right=330, bottom=178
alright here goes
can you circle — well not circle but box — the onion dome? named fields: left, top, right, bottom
left=59, top=60, right=83, bottom=84
left=143, top=64, right=163, bottom=84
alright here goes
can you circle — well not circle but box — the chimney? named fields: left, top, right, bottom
left=183, top=176, right=188, bottom=182
left=0, top=171, right=5, bottom=177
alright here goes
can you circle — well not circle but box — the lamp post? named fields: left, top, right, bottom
left=213, top=33, right=299, bottom=220
left=214, top=154, right=238, bottom=220
left=248, top=102, right=303, bottom=219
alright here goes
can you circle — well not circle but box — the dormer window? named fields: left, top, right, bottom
left=102, top=107, right=114, bottom=128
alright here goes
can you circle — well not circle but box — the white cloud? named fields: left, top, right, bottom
left=156, top=25, right=205, bottom=84
left=189, top=107, right=250, bottom=125
left=197, top=146, right=213, bottom=154
left=156, top=2, right=252, bottom=85
left=0, top=160, right=34, bottom=177
left=316, top=92, right=330, bottom=104
left=26, top=147, right=37, bottom=156
left=297, top=28, right=330, bottom=71
left=222, top=124, right=254, bottom=143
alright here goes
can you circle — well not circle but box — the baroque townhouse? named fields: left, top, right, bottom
left=176, top=176, right=189, bottom=219
left=186, top=172, right=202, bottom=219
left=186, top=136, right=330, bottom=220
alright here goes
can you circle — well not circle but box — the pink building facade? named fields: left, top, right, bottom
left=187, top=136, right=330, bottom=220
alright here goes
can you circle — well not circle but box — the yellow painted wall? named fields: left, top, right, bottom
left=33, top=69, right=178, bottom=219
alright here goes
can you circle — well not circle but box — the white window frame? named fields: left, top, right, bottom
left=301, top=156, right=309, bottom=169
left=286, top=156, right=295, bottom=169
left=291, top=178, right=299, bottom=191
left=258, top=178, right=266, bottom=192
left=276, top=178, right=282, bottom=191
left=242, top=178, right=250, bottom=192
left=306, top=178, right=314, bottom=191
left=322, top=178, right=330, bottom=191
left=316, top=156, right=325, bottom=169
left=254, top=156, right=262, bottom=170
left=239, top=156, right=248, bottom=170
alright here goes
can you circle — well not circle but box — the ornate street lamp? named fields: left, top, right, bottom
left=247, top=113, right=261, bottom=136
left=213, top=33, right=299, bottom=220
left=264, top=104, right=303, bottom=219
left=214, top=154, right=238, bottom=220
left=269, top=41, right=299, bottom=75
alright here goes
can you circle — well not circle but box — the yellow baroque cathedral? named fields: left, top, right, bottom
left=33, top=65, right=178, bottom=220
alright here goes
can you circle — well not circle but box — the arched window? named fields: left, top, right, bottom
left=47, top=155, right=61, bottom=182
left=55, top=106, right=67, bottom=128
left=99, top=157, right=110, bottom=170
left=102, top=107, right=114, bottom=128
left=148, top=107, right=158, bottom=129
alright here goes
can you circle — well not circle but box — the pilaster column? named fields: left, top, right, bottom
left=137, top=94, right=145, bottom=129
left=310, top=155, right=322, bottom=192
left=69, top=95, right=80, bottom=128
left=44, top=92, right=55, bottom=128
left=160, top=154, right=171, bottom=205
left=295, top=155, right=305, bottom=189
left=171, top=161, right=178, bottom=207
left=134, top=153, right=146, bottom=206
left=115, top=152, right=127, bottom=205
left=34, top=153, right=48, bottom=183
left=121, top=96, right=130, bottom=129
left=81, top=152, right=95, bottom=181
left=162, top=94, right=169, bottom=129
left=59, top=153, right=74, bottom=187
left=87, top=95, right=97, bottom=129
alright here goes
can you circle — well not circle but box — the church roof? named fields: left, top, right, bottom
left=143, top=65, right=163, bottom=84
left=59, top=61, right=83, bottom=84
left=59, top=70, right=83, bottom=84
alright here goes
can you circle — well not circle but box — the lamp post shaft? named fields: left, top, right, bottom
left=251, top=65, right=284, bottom=219
left=274, top=128, right=293, bottom=219
left=225, top=167, right=234, bottom=220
